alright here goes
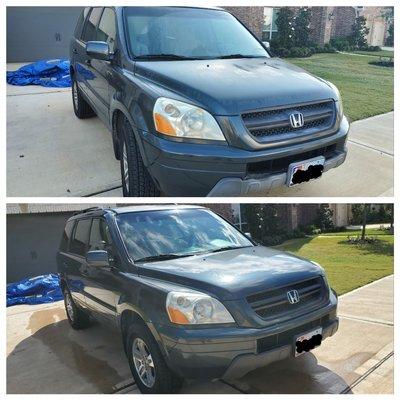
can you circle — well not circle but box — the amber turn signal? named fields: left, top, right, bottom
left=154, top=113, right=176, bottom=136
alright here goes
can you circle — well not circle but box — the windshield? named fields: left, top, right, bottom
left=123, top=7, right=269, bottom=60
left=116, top=208, right=253, bottom=262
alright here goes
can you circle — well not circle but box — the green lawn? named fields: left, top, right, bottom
left=287, top=53, right=394, bottom=121
left=352, top=50, right=394, bottom=58
left=274, top=233, right=394, bottom=295
left=321, top=228, right=390, bottom=236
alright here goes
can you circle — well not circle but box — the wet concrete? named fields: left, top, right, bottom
left=6, top=276, right=393, bottom=394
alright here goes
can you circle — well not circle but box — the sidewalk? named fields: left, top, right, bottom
left=6, top=275, right=393, bottom=394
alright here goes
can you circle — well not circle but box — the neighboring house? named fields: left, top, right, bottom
left=227, top=6, right=393, bottom=47
left=232, top=204, right=353, bottom=232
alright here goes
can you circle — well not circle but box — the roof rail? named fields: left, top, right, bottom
left=73, top=206, right=104, bottom=216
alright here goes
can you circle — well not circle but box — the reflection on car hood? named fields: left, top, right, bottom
left=138, top=245, right=323, bottom=300
left=134, top=57, right=336, bottom=115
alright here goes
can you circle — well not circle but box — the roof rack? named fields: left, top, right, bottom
left=73, top=207, right=104, bottom=216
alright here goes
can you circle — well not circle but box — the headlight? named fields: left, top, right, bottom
left=166, top=291, right=234, bottom=325
left=153, top=97, right=226, bottom=141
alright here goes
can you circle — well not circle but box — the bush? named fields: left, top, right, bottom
left=276, top=47, right=290, bottom=58
left=330, top=37, right=354, bottom=51
left=323, top=43, right=336, bottom=53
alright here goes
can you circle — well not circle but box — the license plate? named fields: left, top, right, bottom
left=295, top=327, right=322, bottom=357
left=287, top=156, right=325, bottom=187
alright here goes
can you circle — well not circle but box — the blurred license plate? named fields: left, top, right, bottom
left=287, top=156, right=325, bottom=187
left=295, top=327, right=323, bottom=357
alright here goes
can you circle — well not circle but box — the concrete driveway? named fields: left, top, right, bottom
left=7, top=275, right=393, bottom=394
left=7, top=63, right=393, bottom=197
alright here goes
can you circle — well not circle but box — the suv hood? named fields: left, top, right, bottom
left=134, top=58, right=336, bottom=115
left=137, top=246, right=324, bottom=301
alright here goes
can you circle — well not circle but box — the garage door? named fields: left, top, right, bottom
left=7, top=7, right=84, bottom=62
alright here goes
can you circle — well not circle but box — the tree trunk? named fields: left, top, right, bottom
left=361, top=204, right=369, bottom=241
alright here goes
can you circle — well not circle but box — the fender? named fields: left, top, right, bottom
left=109, top=100, right=151, bottom=166
left=116, top=301, right=168, bottom=357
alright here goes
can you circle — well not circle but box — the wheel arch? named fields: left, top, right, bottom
left=119, top=307, right=167, bottom=357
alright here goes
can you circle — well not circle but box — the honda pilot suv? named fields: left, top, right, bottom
left=57, top=205, right=339, bottom=393
left=70, top=6, right=348, bottom=197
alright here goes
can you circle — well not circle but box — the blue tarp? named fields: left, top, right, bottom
left=7, top=59, right=71, bottom=88
left=7, top=274, right=63, bottom=307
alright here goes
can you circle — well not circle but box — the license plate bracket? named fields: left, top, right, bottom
left=287, top=156, right=325, bottom=187
left=294, top=327, right=323, bottom=357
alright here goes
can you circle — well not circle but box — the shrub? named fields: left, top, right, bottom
left=330, top=37, right=353, bottom=51
left=323, top=43, right=336, bottom=53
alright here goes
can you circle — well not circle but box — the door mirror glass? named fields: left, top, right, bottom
left=86, top=41, right=112, bottom=61
left=86, top=250, right=110, bottom=267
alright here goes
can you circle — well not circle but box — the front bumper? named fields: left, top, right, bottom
left=156, top=296, right=338, bottom=380
left=141, top=117, right=349, bottom=197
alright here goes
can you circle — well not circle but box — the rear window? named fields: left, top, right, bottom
left=70, top=219, right=91, bottom=256
left=60, top=220, right=74, bottom=251
left=82, top=7, right=103, bottom=42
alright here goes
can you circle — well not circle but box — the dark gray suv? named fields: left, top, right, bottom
left=70, top=6, right=348, bottom=197
left=57, top=205, right=339, bottom=393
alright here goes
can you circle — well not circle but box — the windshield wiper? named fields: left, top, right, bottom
left=210, top=245, right=253, bottom=254
left=215, top=54, right=266, bottom=59
left=134, top=54, right=198, bottom=61
left=135, top=253, right=193, bottom=263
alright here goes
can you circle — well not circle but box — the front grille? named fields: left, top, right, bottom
left=247, top=277, right=328, bottom=321
left=257, top=314, right=330, bottom=354
left=247, top=144, right=337, bottom=176
left=242, top=100, right=335, bottom=139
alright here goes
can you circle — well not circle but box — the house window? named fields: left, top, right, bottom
left=262, top=7, right=279, bottom=41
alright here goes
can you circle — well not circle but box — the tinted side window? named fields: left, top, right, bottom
left=60, top=220, right=74, bottom=251
left=96, top=8, right=117, bottom=52
left=82, top=7, right=103, bottom=42
left=74, top=7, right=90, bottom=38
left=89, top=219, right=113, bottom=251
left=70, top=219, right=91, bottom=256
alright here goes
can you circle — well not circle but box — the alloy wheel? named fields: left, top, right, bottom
left=132, top=338, right=156, bottom=388
left=122, top=143, right=130, bottom=193
left=73, top=81, right=79, bottom=110
left=65, top=292, right=74, bottom=322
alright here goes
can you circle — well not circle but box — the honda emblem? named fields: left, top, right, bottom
left=287, top=289, right=300, bottom=304
left=289, top=112, right=304, bottom=128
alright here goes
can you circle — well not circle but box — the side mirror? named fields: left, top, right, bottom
left=86, top=41, right=112, bottom=61
left=245, top=232, right=253, bottom=240
left=86, top=250, right=110, bottom=268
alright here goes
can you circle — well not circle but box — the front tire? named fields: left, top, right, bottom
left=71, top=77, right=95, bottom=119
left=125, top=322, right=182, bottom=394
left=63, top=288, right=91, bottom=330
left=119, top=117, right=160, bottom=197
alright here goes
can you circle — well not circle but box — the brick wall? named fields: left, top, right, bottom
left=224, top=7, right=264, bottom=39
left=331, top=7, right=356, bottom=39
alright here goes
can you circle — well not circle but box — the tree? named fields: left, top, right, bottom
left=293, top=7, right=312, bottom=47
left=361, top=204, right=370, bottom=241
left=381, top=7, right=394, bottom=46
left=315, top=205, right=334, bottom=232
left=350, top=16, right=370, bottom=48
left=275, top=8, right=295, bottom=48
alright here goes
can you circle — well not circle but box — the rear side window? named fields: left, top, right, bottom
left=96, top=8, right=117, bottom=52
left=70, top=219, right=91, bottom=256
left=74, top=7, right=90, bottom=38
left=88, top=219, right=113, bottom=251
left=82, top=7, right=103, bottom=42
left=60, top=220, right=74, bottom=251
